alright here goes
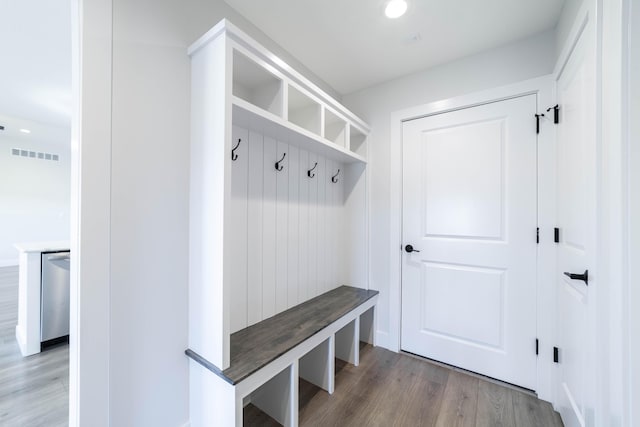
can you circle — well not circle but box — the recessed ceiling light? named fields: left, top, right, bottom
left=20, top=129, right=31, bottom=134
left=385, top=0, right=407, bottom=18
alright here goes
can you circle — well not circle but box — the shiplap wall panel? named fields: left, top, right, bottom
left=262, top=136, right=277, bottom=320
left=230, top=126, right=249, bottom=333
left=247, top=130, right=264, bottom=325
left=316, top=156, right=327, bottom=295
left=335, top=164, right=345, bottom=286
left=298, top=150, right=310, bottom=304
left=308, top=152, right=318, bottom=299
left=326, top=160, right=336, bottom=294
left=275, top=141, right=289, bottom=313
left=287, top=146, right=300, bottom=308
left=230, top=126, right=347, bottom=333
left=328, top=160, right=337, bottom=292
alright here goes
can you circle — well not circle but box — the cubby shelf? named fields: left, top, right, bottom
left=198, top=18, right=370, bottom=163
left=232, top=97, right=367, bottom=164
left=324, top=108, right=348, bottom=148
left=232, top=50, right=283, bottom=117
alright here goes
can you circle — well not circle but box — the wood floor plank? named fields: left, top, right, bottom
left=513, top=389, right=562, bottom=427
left=475, top=379, right=516, bottom=427
left=323, top=348, right=401, bottom=426
left=435, top=370, right=479, bottom=427
left=245, top=344, right=564, bottom=426
left=361, top=353, right=420, bottom=426
left=0, top=266, right=68, bottom=426
left=243, top=403, right=281, bottom=426
left=391, top=360, right=449, bottom=427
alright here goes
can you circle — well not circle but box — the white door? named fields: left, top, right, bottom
left=401, top=95, right=538, bottom=390
left=555, top=22, right=596, bottom=427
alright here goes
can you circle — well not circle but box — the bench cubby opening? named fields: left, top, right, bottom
left=299, top=336, right=335, bottom=394
left=243, top=363, right=297, bottom=426
left=335, top=318, right=359, bottom=366
left=359, top=306, right=375, bottom=345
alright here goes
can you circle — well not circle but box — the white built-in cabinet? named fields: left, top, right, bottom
left=188, top=19, right=370, bottom=371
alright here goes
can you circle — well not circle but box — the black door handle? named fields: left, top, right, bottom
left=563, top=270, right=588, bottom=285
left=405, top=245, right=420, bottom=253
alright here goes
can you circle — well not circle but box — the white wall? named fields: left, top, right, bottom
left=341, top=30, right=556, bottom=347
left=0, top=117, right=70, bottom=266
left=556, top=0, right=585, bottom=56
left=107, top=1, right=339, bottom=425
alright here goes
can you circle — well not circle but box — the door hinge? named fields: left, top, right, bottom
left=554, top=227, right=560, bottom=243
left=547, top=104, right=560, bottom=124
left=536, top=338, right=539, bottom=355
left=535, top=105, right=560, bottom=134
left=536, top=227, right=539, bottom=244
left=553, top=346, right=559, bottom=363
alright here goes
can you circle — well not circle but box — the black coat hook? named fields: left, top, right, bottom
left=307, top=162, right=318, bottom=178
left=275, top=153, right=286, bottom=171
left=231, top=138, right=241, bottom=161
left=331, top=169, right=340, bottom=183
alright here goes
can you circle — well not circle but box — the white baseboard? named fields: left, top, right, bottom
left=15, top=326, right=27, bottom=356
left=0, top=258, right=18, bottom=268
left=375, top=330, right=391, bottom=351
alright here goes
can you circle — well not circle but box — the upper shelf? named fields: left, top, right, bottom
left=189, top=19, right=369, bottom=164
left=232, top=97, right=366, bottom=164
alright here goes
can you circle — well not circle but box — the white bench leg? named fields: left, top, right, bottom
left=189, top=360, right=240, bottom=427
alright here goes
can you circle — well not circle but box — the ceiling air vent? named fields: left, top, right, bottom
left=11, top=148, right=60, bottom=162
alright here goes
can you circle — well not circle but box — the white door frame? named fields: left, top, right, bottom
left=69, top=0, right=112, bottom=425
left=627, top=1, right=640, bottom=424
left=389, top=75, right=556, bottom=401
left=599, top=0, right=635, bottom=424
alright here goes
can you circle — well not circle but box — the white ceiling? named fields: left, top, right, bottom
left=224, top=0, right=565, bottom=95
left=0, top=0, right=71, bottom=129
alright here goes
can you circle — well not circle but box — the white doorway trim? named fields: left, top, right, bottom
left=388, top=75, right=556, bottom=401
left=69, top=0, right=112, bottom=425
left=627, top=1, right=640, bottom=424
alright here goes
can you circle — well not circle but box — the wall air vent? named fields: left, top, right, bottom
left=11, top=148, right=60, bottom=162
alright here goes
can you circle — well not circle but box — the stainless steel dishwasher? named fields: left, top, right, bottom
left=41, top=251, right=70, bottom=344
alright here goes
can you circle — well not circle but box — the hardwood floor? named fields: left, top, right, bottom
left=0, top=264, right=563, bottom=426
left=245, top=344, right=564, bottom=426
left=0, top=266, right=68, bottom=426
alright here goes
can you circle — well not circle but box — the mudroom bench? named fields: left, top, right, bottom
left=186, top=285, right=378, bottom=426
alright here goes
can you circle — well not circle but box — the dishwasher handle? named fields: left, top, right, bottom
left=47, top=254, right=70, bottom=261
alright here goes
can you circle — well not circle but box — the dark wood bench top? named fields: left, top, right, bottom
left=186, top=285, right=378, bottom=385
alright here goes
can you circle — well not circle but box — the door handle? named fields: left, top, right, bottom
left=48, top=254, right=70, bottom=261
left=563, top=270, right=588, bottom=285
left=404, top=244, right=420, bottom=253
